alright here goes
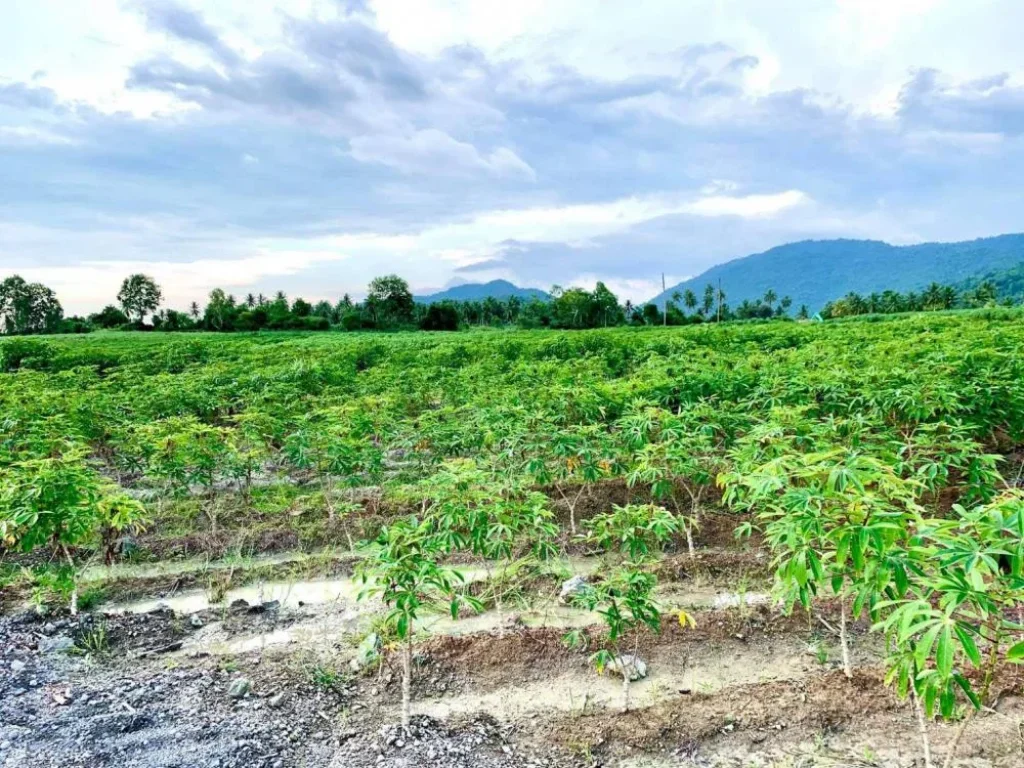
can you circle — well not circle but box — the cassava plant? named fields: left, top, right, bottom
left=877, top=492, right=1024, bottom=768
left=355, top=515, right=480, bottom=730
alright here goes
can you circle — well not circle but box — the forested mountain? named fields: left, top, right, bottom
left=415, top=280, right=550, bottom=304
left=648, top=234, right=1024, bottom=312
left=955, top=262, right=1024, bottom=304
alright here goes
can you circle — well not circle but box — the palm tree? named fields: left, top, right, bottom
left=779, top=296, right=792, bottom=316
left=189, top=301, right=200, bottom=320
left=702, top=284, right=715, bottom=316
left=257, top=293, right=267, bottom=306
left=683, top=289, right=697, bottom=313
left=245, top=293, right=256, bottom=309
left=763, top=289, right=777, bottom=312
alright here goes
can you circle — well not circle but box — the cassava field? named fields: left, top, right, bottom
left=3, top=312, right=1024, bottom=768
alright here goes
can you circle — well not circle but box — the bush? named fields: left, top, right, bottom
left=0, top=339, right=55, bottom=372
left=420, top=303, right=460, bottom=331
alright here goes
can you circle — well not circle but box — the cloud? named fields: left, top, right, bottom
left=133, top=0, right=239, bottom=65
left=349, top=129, right=535, bottom=179
left=0, top=81, right=60, bottom=110
left=3, top=1, right=1024, bottom=312
left=898, top=68, right=1024, bottom=136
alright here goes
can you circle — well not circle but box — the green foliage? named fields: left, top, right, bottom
left=117, top=274, right=163, bottom=324
left=0, top=275, right=63, bottom=335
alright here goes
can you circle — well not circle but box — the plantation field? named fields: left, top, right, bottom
left=3, top=312, right=1024, bottom=768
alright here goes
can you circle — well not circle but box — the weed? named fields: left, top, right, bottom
left=78, top=622, right=109, bottom=656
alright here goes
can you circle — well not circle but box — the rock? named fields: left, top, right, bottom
left=10, top=660, right=26, bottom=673
left=228, top=599, right=250, bottom=614
left=39, top=635, right=75, bottom=654
left=605, top=655, right=647, bottom=681
left=268, top=693, right=286, bottom=709
left=246, top=600, right=280, bottom=615
left=189, top=614, right=204, bottom=628
left=558, top=575, right=589, bottom=604
left=227, top=678, right=251, bottom=699
left=349, top=633, right=382, bottom=672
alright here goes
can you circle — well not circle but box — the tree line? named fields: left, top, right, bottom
left=820, top=280, right=1008, bottom=319
left=0, top=272, right=800, bottom=335
left=1, top=269, right=1017, bottom=336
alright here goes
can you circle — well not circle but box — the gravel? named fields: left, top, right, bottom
left=0, top=609, right=567, bottom=768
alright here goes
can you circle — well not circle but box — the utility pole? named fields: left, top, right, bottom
left=662, top=273, right=667, bottom=327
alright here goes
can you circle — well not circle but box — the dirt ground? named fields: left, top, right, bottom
left=3, top=546, right=1023, bottom=768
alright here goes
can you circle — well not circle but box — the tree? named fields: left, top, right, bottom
left=420, top=303, right=460, bottom=331
left=779, top=296, right=792, bottom=316
left=90, top=305, right=129, bottom=329
left=366, top=275, right=415, bottom=327
left=797, top=304, right=809, bottom=320
left=117, top=274, right=162, bottom=324
left=763, top=289, right=777, bottom=313
left=189, top=302, right=200, bottom=320
left=683, top=289, right=698, bottom=314
left=245, top=293, right=256, bottom=309
left=591, top=282, right=623, bottom=327
left=204, top=289, right=237, bottom=331
left=0, top=276, right=64, bottom=335
left=702, top=284, right=715, bottom=316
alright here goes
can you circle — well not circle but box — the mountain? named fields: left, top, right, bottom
left=647, top=234, right=1024, bottom=312
left=415, top=280, right=550, bottom=304
left=956, top=262, right=1024, bottom=303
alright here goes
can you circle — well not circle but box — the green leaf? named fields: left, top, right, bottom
left=1007, top=641, right=1024, bottom=662
left=954, top=625, right=981, bottom=666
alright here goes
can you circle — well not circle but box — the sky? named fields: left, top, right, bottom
left=2, top=0, right=1023, bottom=314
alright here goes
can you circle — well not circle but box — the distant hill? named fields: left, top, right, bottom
left=956, top=262, right=1024, bottom=303
left=415, top=280, right=550, bottom=304
left=647, top=234, right=1024, bottom=312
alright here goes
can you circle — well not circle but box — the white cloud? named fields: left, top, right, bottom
left=349, top=129, right=536, bottom=180
left=6, top=188, right=807, bottom=312
left=15, top=251, right=346, bottom=314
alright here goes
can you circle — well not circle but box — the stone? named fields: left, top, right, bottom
left=227, top=678, right=251, bottom=699
left=558, top=575, right=589, bottom=604
left=605, top=654, right=647, bottom=681
left=189, top=614, right=204, bottom=628
left=268, top=693, right=285, bottom=709
left=39, top=635, right=75, bottom=654
left=228, top=599, right=250, bottom=614
left=10, top=660, right=26, bottom=674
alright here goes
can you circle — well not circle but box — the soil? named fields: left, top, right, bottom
left=3, top=524, right=1023, bottom=768
left=4, top=562, right=1023, bottom=768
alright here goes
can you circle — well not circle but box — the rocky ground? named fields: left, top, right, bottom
left=2, top=574, right=1022, bottom=768
left=0, top=607, right=574, bottom=768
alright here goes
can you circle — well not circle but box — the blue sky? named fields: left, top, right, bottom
left=2, top=0, right=1023, bottom=313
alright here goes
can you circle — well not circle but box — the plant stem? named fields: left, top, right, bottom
left=401, top=633, right=413, bottom=731
left=839, top=599, right=852, bottom=678
left=911, top=682, right=934, bottom=768
left=61, top=544, right=78, bottom=615
left=941, top=634, right=1000, bottom=768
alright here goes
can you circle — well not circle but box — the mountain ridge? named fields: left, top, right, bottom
left=646, top=234, right=1024, bottom=311
left=415, top=279, right=550, bottom=304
